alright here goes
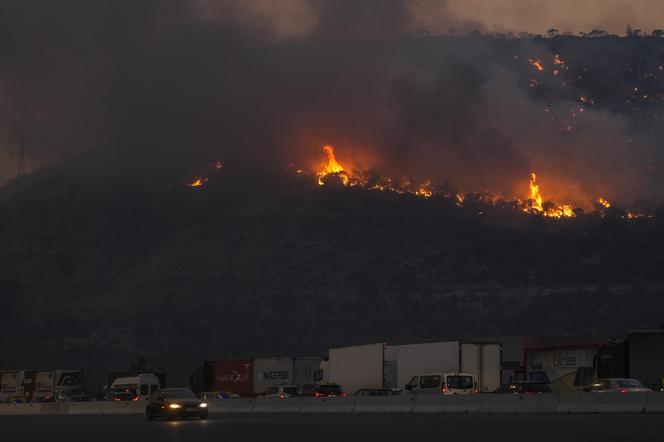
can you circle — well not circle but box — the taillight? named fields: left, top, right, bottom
left=279, top=393, right=285, bottom=399
left=441, top=386, right=449, bottom=394
left=314, top=392, right=320, bottom=398
left=133, top=396, right=140, bottom=401
left=340, top=393, right=347, bottom=397
left=620, top=388, right=628, bottom=394
left=473, top=387, right=479, bottom=394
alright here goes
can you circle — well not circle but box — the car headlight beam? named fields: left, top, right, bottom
left=199, top=403, right=208, bottom=408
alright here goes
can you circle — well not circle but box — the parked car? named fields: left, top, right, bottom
left=302, top=384, right=346, bottom=398
left=405, top=373, right=479, bottom=395
left=497, top=381, right=553, bottom=394
left=354, top=388, right=401, bottom=396
left=146, top=388, right=208, bottom=421
left=587, top=378, right=652, bottom=393
left=198, top=391, right=242, bottom=400
left=259, top=385, right=299, bottom=398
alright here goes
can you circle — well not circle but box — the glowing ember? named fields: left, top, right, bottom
left=529, top=59, right=544, bottom=72
left=598, top=197, right=611, bottom=208
left=186, top=160, right=222, bottom=188
left=188, top=177, right=207, bottom=187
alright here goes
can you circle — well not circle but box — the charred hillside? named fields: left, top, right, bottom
left=1, top=165, right=664, bottom=384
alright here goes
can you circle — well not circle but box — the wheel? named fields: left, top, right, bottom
left=146, top=409, right=155, bottom=421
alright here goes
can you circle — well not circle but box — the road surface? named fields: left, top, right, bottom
left=2, top=414, right=663, bottom=441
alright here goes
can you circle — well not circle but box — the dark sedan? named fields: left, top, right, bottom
left=146, top=388, right=208, bottom=420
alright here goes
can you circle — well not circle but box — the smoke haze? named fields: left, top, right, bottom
left=1, top=0, right=663, bottom=205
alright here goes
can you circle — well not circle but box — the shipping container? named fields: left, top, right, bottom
left=293, top=357, right=323, bottom=387
left=396, top=341, right=501, bottom=392
left=524, top=344, right=598, bottom=391
left=253, top=357, right=294, bottom=395
left=212, top=360, right=253, bottom=396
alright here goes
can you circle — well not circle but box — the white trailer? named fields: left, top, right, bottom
left=397, top=341, right=501, bottom=393
left=327, top=343, right=398, bottom=395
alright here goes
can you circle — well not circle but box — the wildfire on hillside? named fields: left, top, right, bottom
left=302, top=145, right=624, bottom=219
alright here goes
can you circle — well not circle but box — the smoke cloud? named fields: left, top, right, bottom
left=0, top=0, right=662, bottom=205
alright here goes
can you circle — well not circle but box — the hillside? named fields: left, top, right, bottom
left=1, top=164, right=663, bottom=386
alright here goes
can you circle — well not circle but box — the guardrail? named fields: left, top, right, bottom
left=1, top=393, right=663, bottom=416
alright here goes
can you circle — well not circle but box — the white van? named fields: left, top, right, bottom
left=405, top=372, right=479, bottom=395
left=109, top=373, right=160, bottom=400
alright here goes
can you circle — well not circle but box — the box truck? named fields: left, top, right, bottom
left=326, top=343, right=398, bottom=395
left=597, top=330, right=664, bottom=389
left=397, top=341, right=501, bottom=393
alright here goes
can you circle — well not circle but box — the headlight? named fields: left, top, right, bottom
left=168, top=404, right=182, bottom=409
left=199, top=403, right=208, bottom=408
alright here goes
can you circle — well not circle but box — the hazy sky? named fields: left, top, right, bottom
left=446, top=0, right=664, bottom=35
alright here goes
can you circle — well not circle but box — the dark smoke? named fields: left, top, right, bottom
left=0, top=0, right=662, bottom=205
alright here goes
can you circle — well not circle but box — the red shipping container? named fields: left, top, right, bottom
left=212, top=360, right=253, bottom=396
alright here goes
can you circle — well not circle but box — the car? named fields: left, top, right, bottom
left=497, top=381, right=553, bottom=394
left=303, top=384, right=346, bottom=398
left=145, top=388, right=208, bottom=420
left=405, top=373, right=479, bottom=395
left=105, top=389, right=136, bottom=401
left=354, top=388, right=401, bottom=396
left=259, top=385, right=299, bottom=398
left=587, top=378, right=652, bottom=394
left=198, top=391, right=242, bottom=400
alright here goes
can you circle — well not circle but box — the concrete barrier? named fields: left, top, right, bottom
left=96, top=401, right=144, bottom=415
left=299, top=397, right=356, bottom=413
left=207, top=398, right=255, bottom=414
left=66, top=402, right=102, bottom=415
left=412, top=395, right=481, bottom=413
left=0, top=403, right=43, bottom=415
left=252, top=397, right=303, bottom=414
left=644, top=392, right=664, bottom=413
left=479, top=394, right=559, bottom=413
left=353, top=396, right=414, bottom=413
left=40, top=402, right=69, bottom=415
left=557, top=393, right=647, bottom=413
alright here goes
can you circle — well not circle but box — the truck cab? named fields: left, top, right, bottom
left=405, top=372, right=479, bottom=395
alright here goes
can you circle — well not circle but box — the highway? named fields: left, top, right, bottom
left=2, top=414, right=664, bottom=442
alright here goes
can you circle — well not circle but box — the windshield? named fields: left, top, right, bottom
left=283, top=387, right=299, bottom=395
left=447, top=376, right=474, bottom=389
left=318, top=385, right=342, bottom=394
left=163, top=389, right=197, bottom=399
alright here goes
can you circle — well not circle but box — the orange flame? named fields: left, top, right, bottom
left=317, top=145, right=349, bottom=185
left=598, top=197, right=611, bottom=208
left=188, top=177, right=207, bottom=187
left=529, top=59, right=544, bottom=72
left=525, top=173, right=575, bottom=218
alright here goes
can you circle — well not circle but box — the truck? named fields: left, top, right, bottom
left=597, top=330, right=664, bottom=389
left=0, top=369, right=84, bottom=403
left=396, top=341, right=501, bottom=393
left=325, top=343, right=399, bottom=395
left=324, top=341, right=501, bottom=394
left=190, top=357, right=323, bottom=396
left=524, top=344, right=599, bottom=391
